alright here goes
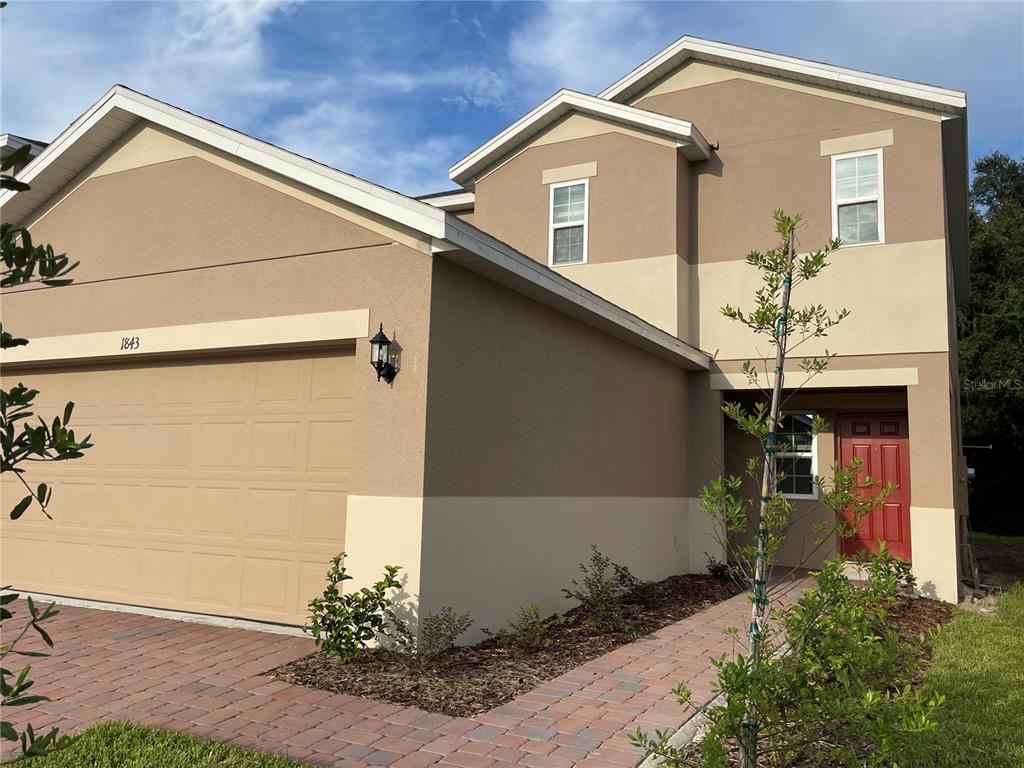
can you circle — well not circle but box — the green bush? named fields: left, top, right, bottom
left=562, top=545, right=651, bottom=633
left=483, top=604, right=553, bottom=653
left=388, top=606, right=473, bottom=667
left=704, top=551, right=733, bottom=580
left=633, top=547, right=943, bottom=767
left=305, top=553, right=401, bottom=663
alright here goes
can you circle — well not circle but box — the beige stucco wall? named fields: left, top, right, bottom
left=635, top=63, right=947, bottom=263
left=423, top=257, right=691, bottom=497
left=417, top=257, right=710, bottom=637
left=473, top=123, right=681, bottom=266
left=470, top=123, right=686, bottom=335
left=695, top=239, right=952, bottom=358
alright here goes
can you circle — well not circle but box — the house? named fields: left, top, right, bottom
left=0, top=37, right=969, bottom=636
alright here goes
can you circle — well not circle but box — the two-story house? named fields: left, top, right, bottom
left=0, top=37, right=969, bottom=635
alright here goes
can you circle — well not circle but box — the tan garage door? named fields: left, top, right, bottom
left=0, top=348, right=354, bottom=625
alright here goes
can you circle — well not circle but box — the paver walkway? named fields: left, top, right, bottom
left=3, top=588, right=783, bottom=767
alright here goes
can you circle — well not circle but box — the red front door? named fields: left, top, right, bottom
left=837, top=414, right=912, bottom=561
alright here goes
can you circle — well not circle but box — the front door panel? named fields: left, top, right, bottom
left=837, top=414, right=912, bottom=561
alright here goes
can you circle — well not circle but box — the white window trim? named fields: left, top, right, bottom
left=830, top=147, right=885, bottom=248
left=775, top=413, right=818, bottom=500
left=548, top=177, right=589, bottom=267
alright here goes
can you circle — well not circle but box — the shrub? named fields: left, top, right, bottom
left=483, top=604, right=552, bottom=653
left=562, top=545, right=651, bottom=633
left=386, top=606, right=473, bottom=667
left=632, top=547, right=942, bottom=767
left=418, top=607, right=473, bottom=661
left=306, top=553, right=401, bottom=663
left=704, top=551, right=732, bottom=580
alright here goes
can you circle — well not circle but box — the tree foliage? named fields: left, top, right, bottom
left=1, top=138, right=89, bottom=757
left=957, top=152, right=1024, bottom=534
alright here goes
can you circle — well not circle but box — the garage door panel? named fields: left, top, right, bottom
left=143, top=484, right=189, bottom=534
left=0, top=349, right=353, bottom=625
left=191, top=486, right=240, bottom=537
left=251, top=420, right=302, bottom=471
left=244, top=488, right=298, bottom=543
left=149, top=423, right=193, bottom=469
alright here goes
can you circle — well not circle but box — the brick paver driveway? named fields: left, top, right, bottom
left=3, top=589, right=766, bottom=767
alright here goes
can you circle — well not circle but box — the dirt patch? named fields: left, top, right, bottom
left=970, top=534, right=1024, bottom=588
left=273, top=574, right=741, bottom=717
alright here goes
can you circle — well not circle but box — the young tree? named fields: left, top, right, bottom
left=1, top=138, right=92, bottom=756
left=634, top=211, right=914, bottom=767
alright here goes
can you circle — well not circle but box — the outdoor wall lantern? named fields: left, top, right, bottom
left=369, top=323, right=399, bottom=384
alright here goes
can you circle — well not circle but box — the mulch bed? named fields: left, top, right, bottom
left=273, top=574, right=742, bottom=717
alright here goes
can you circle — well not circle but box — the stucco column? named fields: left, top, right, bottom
left=906, top=353, right=960, bottom=602
left=688, top=375, right=727, bottom=571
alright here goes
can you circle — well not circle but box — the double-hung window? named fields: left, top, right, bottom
left=549, top=179, right=588, bottom=266
left=774, top=413, right=817, bottom=499
left=831, top=149, right=884, bottom=246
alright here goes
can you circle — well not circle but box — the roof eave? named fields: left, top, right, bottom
left=436, top=215, right=711, bottom=371
left=449, top=89, right=712, bottom=188
left=598, top=36, right=967, bottom=115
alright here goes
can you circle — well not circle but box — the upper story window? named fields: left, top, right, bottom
left=774, top=413, right=817, bottom=499
left=549, top=179, right=588, bottom=266
left=831, top=149, right=884, bottom=246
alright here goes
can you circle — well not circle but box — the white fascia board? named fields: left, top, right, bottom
left=418, top=190, right=476, bottom=211
left=449, top=89, right=711, bottom=187
left=438, top=215, right=711, bottom=371
left=599, top=36, right=967, bottom=113
left=1, top=86, right=448, bottom=239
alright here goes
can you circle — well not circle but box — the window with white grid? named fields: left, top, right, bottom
left=549, top=179, right=588, bottom=266
left=832, top=149, right=884, bottom=246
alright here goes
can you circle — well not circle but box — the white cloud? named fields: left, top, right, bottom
left=268, top=99, right=465, bottom=195
left=1, top=0, right=297, bottom=140
left=508, top=3, right=664, bottom=98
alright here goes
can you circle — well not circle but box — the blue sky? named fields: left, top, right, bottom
left=2, top=1, right=1021, bottom=196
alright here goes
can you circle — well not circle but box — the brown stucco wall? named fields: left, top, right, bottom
left=473, top=129, right=681, bottom=266
left=422, top=256, right=691, bottom=497
left=4, top=152, right=434, bottom=499
left=635, top=74, right=947, bottom=263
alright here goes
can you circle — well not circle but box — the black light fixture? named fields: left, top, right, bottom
left=369, top=323, right=398, bottom=383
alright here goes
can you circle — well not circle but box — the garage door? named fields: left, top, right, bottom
left=0, top=348, right=354, bottom=625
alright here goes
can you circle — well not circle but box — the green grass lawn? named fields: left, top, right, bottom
left=899, top=583, right=1024, bottom=767
left=970, top=530, right=1024, bottom=546
left=18, top=720, right=307, bottom=767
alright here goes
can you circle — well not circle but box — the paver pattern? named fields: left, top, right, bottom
left=3, top=589, right=772, bottom=767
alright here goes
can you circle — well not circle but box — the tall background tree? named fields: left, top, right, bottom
left=958, top=152, right=1024, bottom=535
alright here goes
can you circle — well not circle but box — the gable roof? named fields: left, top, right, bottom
left=449, top=89, right=711, bottom=187
left=0, top=85, right=709, bottom=371
left=0, top=85, right=447, bottom=237
left=599, top=36, right=967, bottom=114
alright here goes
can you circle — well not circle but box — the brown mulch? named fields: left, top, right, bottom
left=890, top=594, right=954, bottom=650
left=273, top=574, right=742, bottom=717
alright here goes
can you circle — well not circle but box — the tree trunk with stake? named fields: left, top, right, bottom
left=738, top=227, right=794, bottom=768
